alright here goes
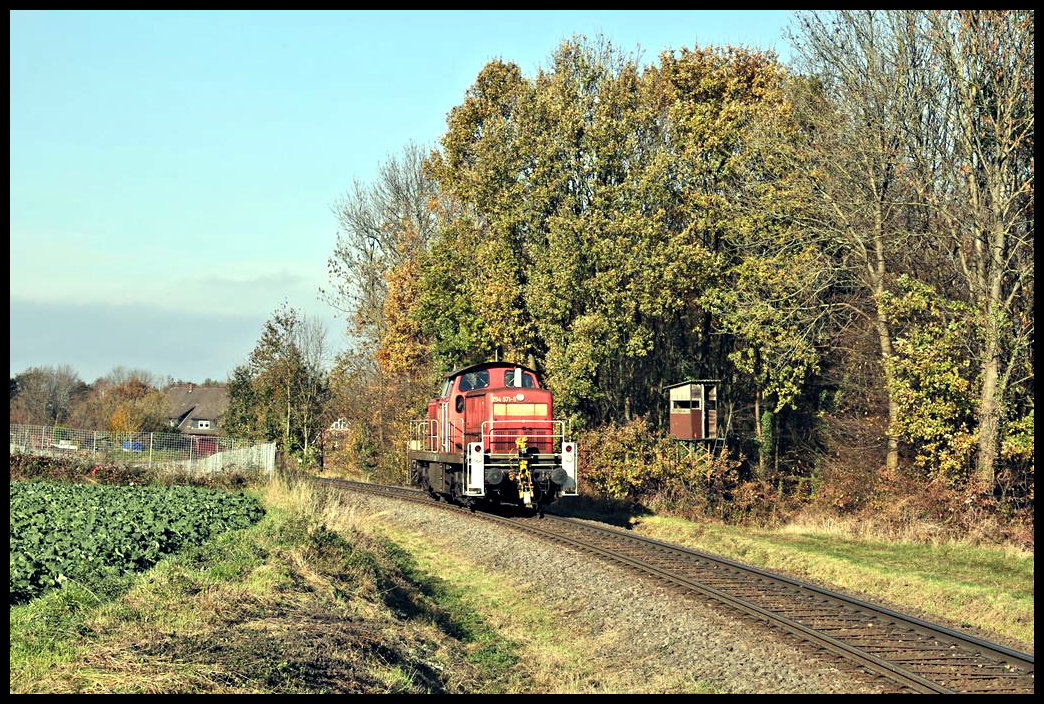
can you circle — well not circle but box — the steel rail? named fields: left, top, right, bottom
left=489, top=510, right=953, bottom=693
left=544, top=516, right=1034, bottom=671
left=317, top=479, right=1032, bottom=693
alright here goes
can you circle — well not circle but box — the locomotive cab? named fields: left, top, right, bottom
left=409, top=361, right=578, bottom=512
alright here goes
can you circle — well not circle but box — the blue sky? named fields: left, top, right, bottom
left=10, top=10, right=797, bottom=384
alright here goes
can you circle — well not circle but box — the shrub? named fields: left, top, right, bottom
left=9, top=451, right=266, bottom=490
left=578, top=418, right=766, bottom=523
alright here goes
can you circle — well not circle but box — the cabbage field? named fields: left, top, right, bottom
left=9, top=481, right=265, bottom=605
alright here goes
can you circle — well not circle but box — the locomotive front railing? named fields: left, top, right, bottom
left=410, top=418, right=572, bottom=455
left=479, top=420, right=570, bottom=454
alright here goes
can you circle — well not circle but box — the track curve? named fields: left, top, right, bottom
left=316, top=478, right=1033, bottom=694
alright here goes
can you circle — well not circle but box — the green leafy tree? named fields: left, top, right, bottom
left=223, top=364, right=264, bottom=442
left=423, top=38, right=773, bottom=427
left=654, top=44, right=832, bottom=476
left=709, top=248, right=835, bottom=479
left=879, top=277, right=977, bottom=484
left=424, top=57, right=533, bottom=371
left=223, top=305, right=330, bottom=463
left=412, top=218, right=494, bottom=373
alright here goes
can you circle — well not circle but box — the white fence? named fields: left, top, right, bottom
left=9, top=424, right=276, bottom=475
left=196, top=443, right=277, bottom=474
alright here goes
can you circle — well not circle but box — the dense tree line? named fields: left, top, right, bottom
left=14, top=13, right=1027, bottom=527
left=323, top=11, right=1032, bottom=521
left=10, top=365, right=179, bottom=434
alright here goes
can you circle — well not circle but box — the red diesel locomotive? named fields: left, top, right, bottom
left=408, top=361, right=578, bottom=512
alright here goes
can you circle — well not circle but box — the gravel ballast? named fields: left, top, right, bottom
left=344, top=492, right=888, bottom=694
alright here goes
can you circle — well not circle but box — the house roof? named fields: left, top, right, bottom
left=166, top=384, right=229, bottom=434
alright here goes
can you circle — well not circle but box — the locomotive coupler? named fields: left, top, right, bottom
left=515, top=436, right=534, bottom=507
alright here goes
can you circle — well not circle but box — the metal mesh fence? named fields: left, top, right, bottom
left=9, top=424, right=276, bottom=475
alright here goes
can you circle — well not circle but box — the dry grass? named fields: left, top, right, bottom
left=17, top=471, right=1025, bottom=693
left=370, top=517, right=718, bottom=694
left=632, top=514, right=1034, bottom=650
left=778, top=510, right=1033, bottom=560
left=10, top=473, right=482, bottom=694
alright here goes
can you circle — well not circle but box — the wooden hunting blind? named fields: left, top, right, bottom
left=667, top=380, right=718, bottom=441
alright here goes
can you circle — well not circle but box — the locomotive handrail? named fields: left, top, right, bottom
left=410, top=418, right=467, bottom=453
left=479, top=419, right=570, bottom=453
left=409, top=419, right=439, bottom=452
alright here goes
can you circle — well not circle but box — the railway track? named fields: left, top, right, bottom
left=316, top=478, right=1034, bottom=694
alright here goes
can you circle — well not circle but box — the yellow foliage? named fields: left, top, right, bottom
left=109, top=404, right=139, bottom=433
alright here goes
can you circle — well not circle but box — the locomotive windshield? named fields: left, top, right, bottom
left=458, top=370, right=490, bottom=391
left=502, top=369, right=536, bottom=388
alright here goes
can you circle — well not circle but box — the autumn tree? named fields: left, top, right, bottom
left=8, top=365, right=179, bottom=435
left=106, top=376, right=171, bottom=433
left=647, top=45, right=839, bottom=478
left=424, top=39, right=739, bottom=425
left=324, top=142, right=440, bottom=362
left=423, top=35, right=832, bottom=481
left=322, top=25, right=1031, bottom=522
left=525, top=40, right=693, bottom=423
left=376, top=246, right=430, bottom=379
left=918, top=10, right=1034, bottom=492
left=790, top=10, right=1034, bottom=495
left=787, top=10, right=943, bottom=472
left=63, top=368, right=169, bottom=432
left=422, top=58, right=531, bottom=374
left=878, top=277, right=978, bottom=484
left=321, top=140, right=447, bottom=480
left=9, top=365, right=87, bottom=425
